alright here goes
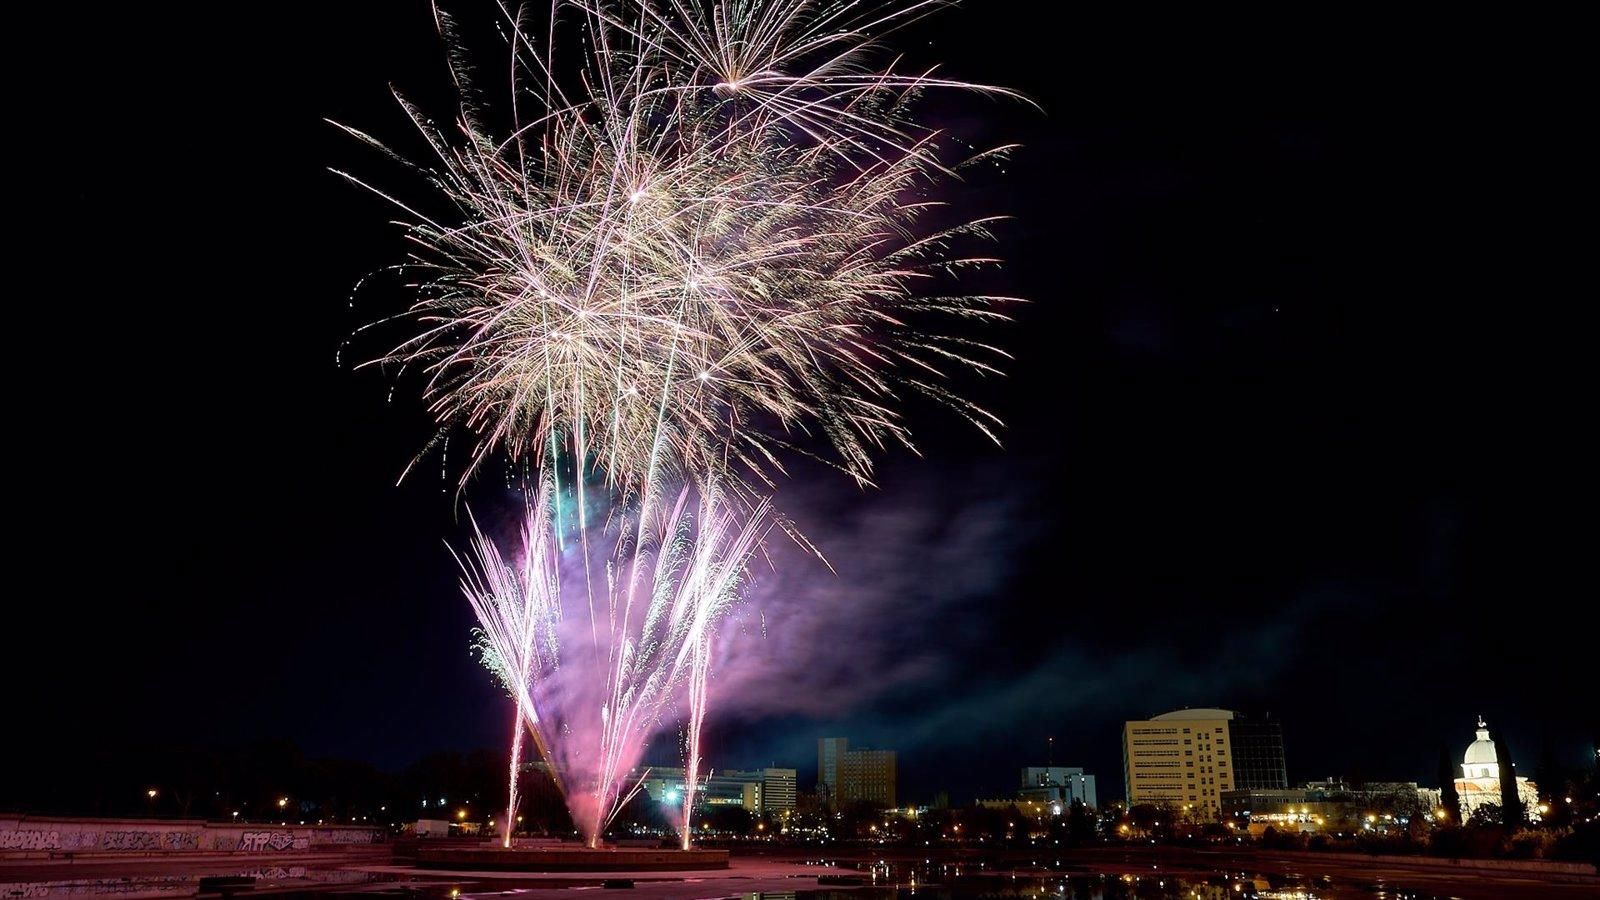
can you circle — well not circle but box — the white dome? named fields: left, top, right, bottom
left=1463, top=719, right=1498, bottom=766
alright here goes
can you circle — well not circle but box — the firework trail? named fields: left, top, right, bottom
left=462, top=476, right=771, bottom=847
left=343, top=0, right=1019, bottom=847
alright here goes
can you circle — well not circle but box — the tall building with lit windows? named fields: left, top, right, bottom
left=818, top=737, right=897, bottom=808
left=817, top=738, right=847, bottom=803
left=749, top=767, right=797, bottom=813
left=1122, top=709, right=1286, bottom=821
left=841, top=748, right=897, bottom=808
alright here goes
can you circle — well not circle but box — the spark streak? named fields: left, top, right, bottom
left=463, top=477, right=771, bottom=847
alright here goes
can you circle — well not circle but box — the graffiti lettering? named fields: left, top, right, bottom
left=235, top=831, right=306, bottom=852
left=312, top=829, right=381, bottom=844
left=0, top=830, right=61, bottom=851
left=98, top=831, right=161, bottom=851
left=0, top=875, right=195, bottom=897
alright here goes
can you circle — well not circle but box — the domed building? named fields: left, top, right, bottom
left=1454, top=717, right=1539, bottom=818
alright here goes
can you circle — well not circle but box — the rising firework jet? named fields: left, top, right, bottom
left=336, top=0, right=1022, bottom=493
left=460, top=476, right=771, bottom=847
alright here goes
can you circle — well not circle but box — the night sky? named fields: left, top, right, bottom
left=15, top=2, right=1592, bottom=804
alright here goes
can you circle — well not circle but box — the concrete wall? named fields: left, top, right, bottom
left=0, top=816, right=385, bottom=856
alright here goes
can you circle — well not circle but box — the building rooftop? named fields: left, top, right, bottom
left=1150, top=708, right=1236, bottom=721
left=1464, top=717, right=1499, bottom=765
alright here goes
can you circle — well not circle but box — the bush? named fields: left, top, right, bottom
left=1260, top=826, right=1307, bottom=851
left=1427, top=825, right=1467, bottom=858
left=1551, top=822, right=1600, bottom=866
left=1466, top=825, right=1509, bottom=859
left=1506, top=830, right=1558, bottom=860
left=1356, top=832, right=1420, bottom=856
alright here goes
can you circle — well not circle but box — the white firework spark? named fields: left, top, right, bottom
left=337, top=0, right=1023, bottom=492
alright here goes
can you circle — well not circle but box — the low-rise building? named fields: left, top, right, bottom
left=1223, top=779, right=1441, bottom=832
left=1018, top=766, right=1098, bottom=811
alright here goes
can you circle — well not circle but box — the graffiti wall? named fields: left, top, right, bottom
left=0, top=818, right=384, bottom=857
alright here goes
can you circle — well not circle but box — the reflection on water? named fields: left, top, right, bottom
left=0, top=865, right=386, bottom=899
left=736, top=886, right=1447, bottom=900
left=763, top=863, right=1453, bottom=900
left=3, top=865, right=1453, bottom=900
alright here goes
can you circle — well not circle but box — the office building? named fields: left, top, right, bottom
left=1223, top=779, right=1443, bottom=831
left=723, top=767, right=796, bottom=814
left=638, top=767, right=777, bottom=813
left=818, top=737, right=898, bottom=808
left=817, top=737, right=848, bottom=802
left=1018, top=766, right=1098, bottom=810
left=758, top=767, right=797, bottom=813
left=1228, top=716, right=1288, bottom=789
left=841, top=747, right=897, bottom=808
left=1123, top=708, right=1285, bottom=821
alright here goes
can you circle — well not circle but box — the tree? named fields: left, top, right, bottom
left=1499, top=736, right=1524, bottom=828
left=1468, top=802, right=1502, bottom=828
left=1437, top=744, right=1461, bottom=824
left=1067, top=800, right=1095, bottom=843
left=1128, top=803, right=1162, bottom=832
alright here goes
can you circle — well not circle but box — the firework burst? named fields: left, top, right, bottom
left=337, top=0, right=1023, bottom=492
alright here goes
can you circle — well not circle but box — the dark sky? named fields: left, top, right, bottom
left=14, top=2, right=1593, bottom=805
